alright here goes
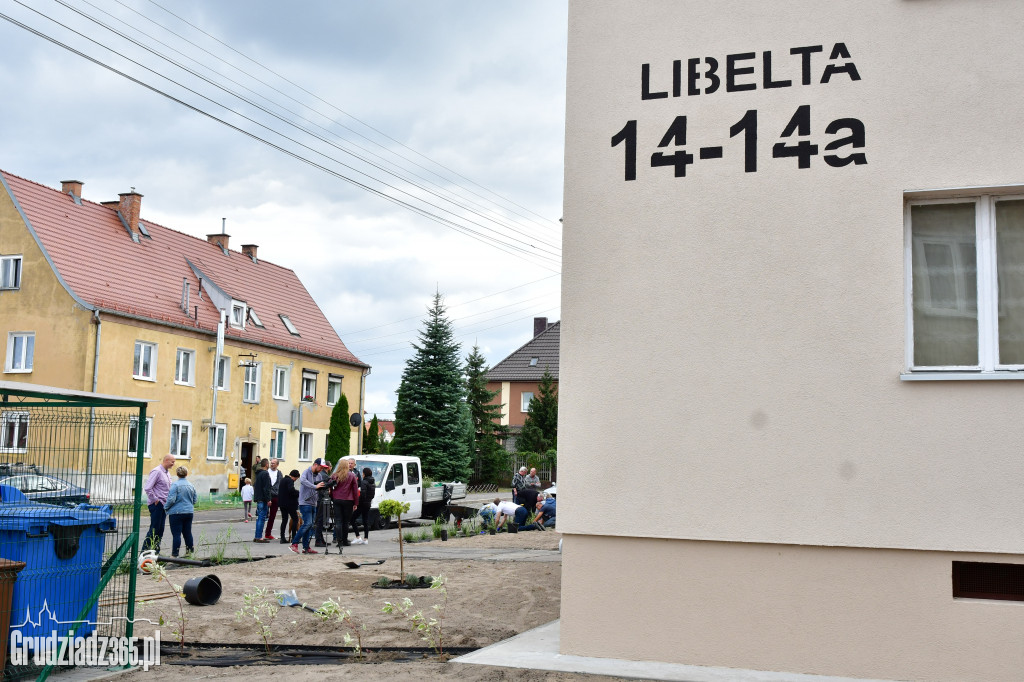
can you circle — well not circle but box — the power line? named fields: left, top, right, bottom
left=33, top=0, right=563, bottom=264
left=1, top=1, right=562, bottom=270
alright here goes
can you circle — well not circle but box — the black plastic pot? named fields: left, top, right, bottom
left=440, top=529, right=448, bottom=541
left=183, top=574, right=222, bottom=606
left=488, top=528, right=496, bottom=535
left=508, top=523, right=518, bottom=534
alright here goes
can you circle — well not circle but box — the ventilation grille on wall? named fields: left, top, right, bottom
left=952, top=561, right=1024, bottom=601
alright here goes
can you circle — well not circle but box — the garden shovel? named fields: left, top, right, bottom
left=343, top=558, right=386, bottom=569
left=275, top=589, right=320, bottom=613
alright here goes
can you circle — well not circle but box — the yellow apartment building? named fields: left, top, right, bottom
left=0, top=169, right=367, bottom=496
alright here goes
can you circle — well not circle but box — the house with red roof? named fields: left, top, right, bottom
left=0, top=169, right=368, bottom=495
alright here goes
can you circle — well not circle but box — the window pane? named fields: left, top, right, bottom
left=997, top=200, right=1024, bottom=365
left=407, top=462, right=420, bottom=485
left=912, top=203, right=978, bottom=366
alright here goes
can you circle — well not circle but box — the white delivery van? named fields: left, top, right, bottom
left=353, top=455, right=467, bottom=528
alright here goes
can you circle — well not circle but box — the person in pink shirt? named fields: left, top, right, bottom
left=143, top=454, right=175, bottom=552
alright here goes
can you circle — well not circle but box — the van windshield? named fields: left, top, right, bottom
left=355, top=459, right=387, bottom=484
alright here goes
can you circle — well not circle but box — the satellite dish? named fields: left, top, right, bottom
left=349, top=413, right=362, bottom=427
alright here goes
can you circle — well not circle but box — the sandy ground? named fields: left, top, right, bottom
left=111, top=530, right=630, bottom=681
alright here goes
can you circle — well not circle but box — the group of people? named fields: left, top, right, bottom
left=144, top=455, right=377, bottom=558
left=476, top=466, right=556, bottom=531
left=143, top=454, right=197, bottom=557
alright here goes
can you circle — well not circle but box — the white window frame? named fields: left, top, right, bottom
left=905, top=194, right=1024, bottom=374
left=5, top=332, right=34, bottom=373
left=270, top=428, right=286, bottom=460
left=208, top=423, right=227, bottom=460
left=230, top=300, right=246, bottom=329
left=128, top=416, right=153, bottom=458
left=273, top=366, right=289, bottom=400
left=248, top=308, right=264, bottom=327
left=243, top=362, right=261, bottom=403
left=279, top=314, right=300, bottom=336
left=216, top=356, right=230, bottom=391
left=133, top=341, right=157, bottom=381
left=298, top=432, right=312, bottom=462
left=170, top=420, right=192, bottom=459
left=0, top=412, right=29, bottom=453
left=301, top=370, right=317, bottom=401
left=174, top=348, right=196, bottom=386
left=327, top=375, right=342, bottom=406
left=0, top=255, right=22, bottom=290
left=521, top=391, right=534, bottom=413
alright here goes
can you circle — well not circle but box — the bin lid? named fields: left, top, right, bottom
left=0, top=485, right=114, bottom=530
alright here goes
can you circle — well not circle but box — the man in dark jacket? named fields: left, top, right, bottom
left=252, top=459, right=272, bottom=543
left=277, top=469, right=300, bottom=543
left=264, top=458, right=283, bottom=540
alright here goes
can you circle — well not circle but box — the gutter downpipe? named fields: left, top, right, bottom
left=210, top=310, right=226, bottom=453
left=87, top=310, right=102, bottom=492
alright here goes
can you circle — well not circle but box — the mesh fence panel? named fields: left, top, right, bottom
left=0, top=395, right=143, bottom=680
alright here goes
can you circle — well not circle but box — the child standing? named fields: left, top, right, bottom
left=241, top=478, right=254, bottom=521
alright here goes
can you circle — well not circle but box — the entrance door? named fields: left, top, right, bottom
left=240, top=443, right=254, bottom=490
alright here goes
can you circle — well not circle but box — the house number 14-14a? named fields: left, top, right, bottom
left=610, top=105, right=866, bottom=181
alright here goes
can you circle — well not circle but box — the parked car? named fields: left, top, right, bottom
left=0, top=473, right=89, bottom=506
left=544, top=483, right=556, bottom=498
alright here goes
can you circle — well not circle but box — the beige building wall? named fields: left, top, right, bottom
left=561, top=1, right=1024, bottom=679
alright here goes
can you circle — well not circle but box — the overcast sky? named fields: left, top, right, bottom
left=0, top=0, right=567, bottom=417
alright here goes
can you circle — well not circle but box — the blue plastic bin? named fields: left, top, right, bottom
left=0, top=485, right=117, bottom=640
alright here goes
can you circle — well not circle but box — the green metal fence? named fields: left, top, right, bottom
left=0, top=382, right=146, bottom=680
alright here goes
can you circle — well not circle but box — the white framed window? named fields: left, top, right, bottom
left=906, top=195, right=1024, bottom=370
left=230, top=301, right=246, bottom=329
left=0, top=255, right=22, bottom=290
left=133, top=341, right=157, bottom=381
left=5, top=332, right=34, bottom=373
left=327, top=375, right=342, bottom=406
left=270, top=428, right=286, bottom=460
left=529, top=357, right=539, bottom=366
left=301, top=369, right=317, bottom=401
left=170, top=420, right=192, bottom=459
left=208, top=424, right=227, bottom=460
left=0, top=412, right=29, bottom=453
left=273, top=366, right=289, bottom=400
left=128, top=417, right=153, bottom=458
left=243, top=362, right=261, bottom=403
left=280, top=314, right=300, bottom=336
left=248, top=308, right=263, bottom=327
left=298, top=432, right=312, bottom=461
left=216, top=356, right=230, bottom=391
left=174, top=348, right=196, bottom=385
left=521, top=391, right=534, bottom=413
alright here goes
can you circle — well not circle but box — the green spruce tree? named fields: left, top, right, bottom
left=464, top=344, right=510, bottom=484
left=325, top=392, right=350, bottom=466
left=517, top=367, right=558, bottom=456
left=392, top=293, right=472, bottom=481
left=364, top=414, right=381, bottom=454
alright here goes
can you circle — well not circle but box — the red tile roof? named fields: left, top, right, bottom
left=2, top=170, right=365, bottom=367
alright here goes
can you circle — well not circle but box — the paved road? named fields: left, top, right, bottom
left=156, top=491, right=558, bottom=564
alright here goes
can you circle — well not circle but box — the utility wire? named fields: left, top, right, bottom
left=35, top=0, right=562, bottom=263
left=341, top=273, right=560, bottom=336
left=144, top=0, right=562, bottom=235
left=1, top=2, right=561, bottom=270
left=82, top=0, right=562, bottom=253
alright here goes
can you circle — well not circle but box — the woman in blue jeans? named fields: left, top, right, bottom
left=165, top=466, right=197, bottom=557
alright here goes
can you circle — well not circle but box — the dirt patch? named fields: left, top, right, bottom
left=115, top=530, right=625, bottom=680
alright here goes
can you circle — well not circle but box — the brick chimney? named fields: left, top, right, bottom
left=118, top=190, right=142, bottom=233
left=534, top=317, right=548, bottom=337
left=241, top=244, right=258, bottom=262
left=207, top=233, right=230, bottom=251
left=61, top=180, right=83, bottom=198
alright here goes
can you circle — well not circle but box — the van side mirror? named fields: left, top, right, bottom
left=385, top=480, right=395, bottom=492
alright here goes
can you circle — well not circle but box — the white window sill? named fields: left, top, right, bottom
left=173, top=455, right=191, bottom=460
left=174, top=381, right=194, bottom=387
left=900, top=371, right=1024, bottom=381
left=4, top=369, right=31, bottom=374
left=133, top=375, right=157, bottom=382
